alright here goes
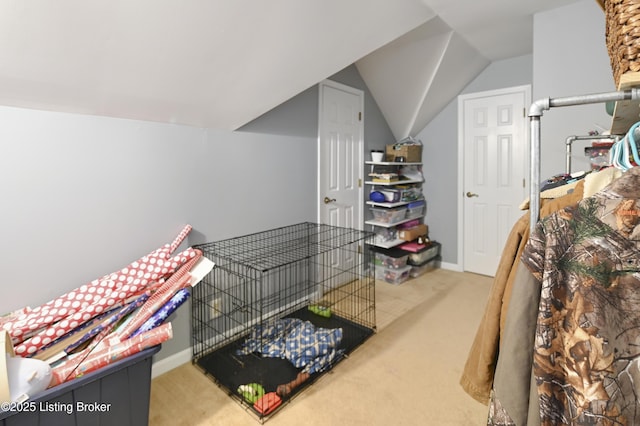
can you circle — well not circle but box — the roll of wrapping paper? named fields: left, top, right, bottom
left=142, top=248, right=201, bottom=302
left=114, top=251, right=201, bottom=341
left=13, top=247, right=199, bottom=356
left=63, top=291, right=150, bottom=355
left=110, top=272, right=191, bottom=343
left=77, top=292, right=150, bottom=355
left=131, top=288, right=190, bottom=337
left=49, top=323, right=173, bottom=387
left=5, top=225, right=192, bottom=344
left=29, top=306, right=120, bottom=361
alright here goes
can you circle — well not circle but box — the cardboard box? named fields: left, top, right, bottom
left=386, top=144, right=422, bottom=162
left=397, top=224, right=428, bottom=241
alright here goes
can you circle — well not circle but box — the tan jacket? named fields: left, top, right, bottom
left=460, top=180, right=584, bottom=404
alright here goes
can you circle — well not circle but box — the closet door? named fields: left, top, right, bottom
left=317, top=80, right=365, bottom=290
left=459, top=85, right=530, bottom=276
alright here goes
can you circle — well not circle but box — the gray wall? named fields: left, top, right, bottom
left=241, top=63, right=395, bottom=151
left=0, top=106, right=316, bottom=362
left=240, top=63, right=396, bottom=228
left=534, top=0, right=613, bottom=179
left=238, top=84, right=319, bottom=138
left=328, top=65, right=397, bottom=151
left=0, top=64, right=394, bottom=364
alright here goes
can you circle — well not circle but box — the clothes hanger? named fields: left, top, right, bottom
left=610, top=136, right=627, bottom=170
left=626, top=121, right=640, bottom=166
left=613, top=130, right=636, bottom=170
left=621, top=134, right=634, bottom=169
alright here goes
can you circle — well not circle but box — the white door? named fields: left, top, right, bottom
left=318, top=80, right=364, bottom=230
left=459, top=85, right=530, bottom=276
left=317, top=80, right=364, bottom=289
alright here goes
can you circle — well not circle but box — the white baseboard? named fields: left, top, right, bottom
left=439, top=261, right=463, bottom=272
left=152, top=347, right=192, bottom=379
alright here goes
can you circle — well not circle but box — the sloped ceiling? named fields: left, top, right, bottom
left=356, top=17, right=490, bottom=139
left=0, top=0, right=582, bottom=137
left=357, top=0, right=582, bottom=140
left=0, top=0, right=435, bottom=130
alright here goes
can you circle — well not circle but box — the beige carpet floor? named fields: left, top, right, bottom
left=149, top=268, right=492, bottom=425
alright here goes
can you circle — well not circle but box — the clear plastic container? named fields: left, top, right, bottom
left=374, top=228, right=398, bottom=245
left=408, top=242, right=440, bottom=265
left=371, top=207, right=407, bottom=224
left=410, top=262, right=435, bottom=278
left=375, top=265, right=411, bottom=285
left=374, top=252, right=409, bottom=269
left=406, top=200, right=425, bottom=219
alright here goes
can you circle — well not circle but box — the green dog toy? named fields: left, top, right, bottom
left=308, top=304, right=331, bottom=318
left=237, top=383, right=265, bottom=404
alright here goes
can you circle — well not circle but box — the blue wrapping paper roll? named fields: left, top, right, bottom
left=131, top=289, right=190, bottom=337
left=64, top=292, right=150, bottom=354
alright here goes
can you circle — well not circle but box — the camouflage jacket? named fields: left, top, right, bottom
left=490, top=167, right=640, bottom=425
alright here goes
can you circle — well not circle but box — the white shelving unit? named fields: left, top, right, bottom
left=365, top=153, right=440, bottom=284
left=364, top=160, right=425, bottom=249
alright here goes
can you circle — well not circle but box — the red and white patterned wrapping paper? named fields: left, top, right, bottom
left=3, top=225, right=194, bottom=356
left=50, top=323, right=173, bottom=386
left=114, top=251, right=201, bottom=342
left=15, top=247, right=197, bottom=357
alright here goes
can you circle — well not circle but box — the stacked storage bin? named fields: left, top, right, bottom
left=407, top=242, right=441, bottom=278
left=372, top=247, right=411, bottom=285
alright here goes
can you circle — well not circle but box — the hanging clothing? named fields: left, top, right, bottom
left=460, top=181, right=584, bottom=404
left=489, top=167, right=640, bottom=425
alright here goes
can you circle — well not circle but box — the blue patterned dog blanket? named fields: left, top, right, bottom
left=236, top=318, right=343, bottom=374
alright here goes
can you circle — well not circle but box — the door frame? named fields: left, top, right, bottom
left=316, top=79, right=365, bottom=229
left=456, top=84, right=531, bottom=272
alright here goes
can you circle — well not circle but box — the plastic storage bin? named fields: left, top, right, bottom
left=0, top=345, right=160, bottom=426
left=408, top=242, right=441, bottom=266
left=406, top=200, right=425, bottom=219
left=373, top=227, right=398, bottom=245
left=371, top=207, right=407, bottom=224
left=374, top=250, right=409, bottom=269
left=375, top=265, right=411, bottom=285
left=397, top=187, right=423, bottom=202
left=410, top=262, right=436, bottom=278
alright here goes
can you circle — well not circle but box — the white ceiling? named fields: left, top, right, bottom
left=0, top=0, right=584, bottom=138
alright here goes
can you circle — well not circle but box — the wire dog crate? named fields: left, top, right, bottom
left=191, top=222, right=375, bottom=421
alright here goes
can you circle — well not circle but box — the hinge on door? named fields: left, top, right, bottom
left=358, top=112, right=362, bottom=121
left=523, top=178, right=525, bottom=188
left=523, top=108, right=526, bottom=117
left=358, top=178, right=362, bottom=188
left=358, top=244, right=362, bottom=254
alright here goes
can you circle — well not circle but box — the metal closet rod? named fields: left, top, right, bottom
left=528, top=88, right=640, bottom=232
left=565, top=134, right=621, bottom=175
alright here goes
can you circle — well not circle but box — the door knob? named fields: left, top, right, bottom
left=466, top=192, right=479, bottom=198
left=324, top=197, right=336, bottom=204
